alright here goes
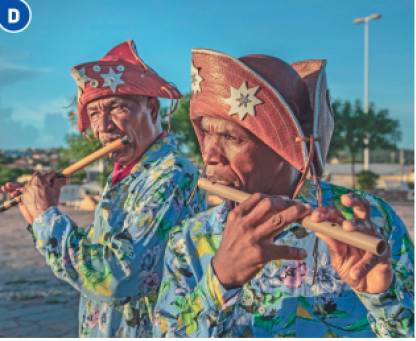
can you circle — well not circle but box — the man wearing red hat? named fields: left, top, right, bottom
left=154, top=49, right=413, bottom=337
left=1, top=40, right=206, bottom=337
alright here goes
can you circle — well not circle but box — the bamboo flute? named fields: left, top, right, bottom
left=198, top=178, right=387, bottom=256
left=0, top=136, right=130, bottom=214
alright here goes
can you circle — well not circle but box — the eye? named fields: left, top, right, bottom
left=224, top=134, right=242, bottom=143
left=89, top=112, right=98, bottom=121
left=111, top=105, right=128, bottom=114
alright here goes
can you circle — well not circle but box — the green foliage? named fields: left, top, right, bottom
left=64, top=128, right=102, bottom=159
left=56, top=157, right=86, bottom=185
left=0, top=167, right=33, bottom=185
left=330, top=100, right=401, bottom=159
left=60, top=114, right=113, bottom=187
left=356, top=170, right=379, bottom=190
left=161, top=94, right=202, bottom=166
left=0, top=153, right=15, bottom=165
left=330, top=100, right=401, bottom=188
left=407, top=182, right=414, bottom=190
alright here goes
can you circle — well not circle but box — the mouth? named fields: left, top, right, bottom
left=100, top=134, right=126, bottom=146
left=206, top=176, right=236, bottom=188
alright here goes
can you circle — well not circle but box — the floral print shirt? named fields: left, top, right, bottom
left=29, top=136, right=207, bottom=337
left=154, top=179, right=414, bottom=338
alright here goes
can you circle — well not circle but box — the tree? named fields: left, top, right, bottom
left=0, top=152, right=14, bottom=165
left=330, top=100, right=401, bottom=189
left=161, top=93, right=202, bottom=166
left=356, top=170, right=379, bottom=190
left=0, top=167, right=33, bottom=186
left=60, top=113, right=113, bottom=187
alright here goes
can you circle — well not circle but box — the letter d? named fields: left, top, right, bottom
left=8, top=9, right=20, bottom=24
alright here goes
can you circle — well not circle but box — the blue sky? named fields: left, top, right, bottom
left=0, top=0, right=413, bottom=150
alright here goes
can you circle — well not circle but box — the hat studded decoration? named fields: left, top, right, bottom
left=190, top=48, right=310, bottom=175
left=70, top=40, right=182, bottom=134
left=190, top=49, right=334, bottom=196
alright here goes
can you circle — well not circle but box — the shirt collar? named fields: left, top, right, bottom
left=296, top=178, right=333, bottom=207
left=108, top=134, right=177, bottom=187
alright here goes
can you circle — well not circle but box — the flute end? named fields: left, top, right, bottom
left=376, top=240, right=388, bottom=257
left=120, top=136, right=131, bottom=145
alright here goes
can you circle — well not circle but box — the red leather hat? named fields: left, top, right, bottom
left=71, top=40, right=182, bottom=134
left=190, top=49, right=333, bottom=177
left=291, top=60, right=334, bottom=176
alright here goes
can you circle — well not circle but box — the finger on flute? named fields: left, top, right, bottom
left=197, top=178, right=387, bottom=256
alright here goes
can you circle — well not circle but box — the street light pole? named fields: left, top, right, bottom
left=364, top=19, right=369, bottom=114
left=354, top=13, right=381, bottom=171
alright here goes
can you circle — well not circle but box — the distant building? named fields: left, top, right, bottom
left=85, top=160, right=105, bottom=182
left=323, top=163, right=414, bottom=189
left=3, top=150, right=32, bottom=158
left=59, top=181, right=103, bottom=210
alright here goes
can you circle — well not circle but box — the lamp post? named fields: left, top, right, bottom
left=354, top=13, right=381, bottom=171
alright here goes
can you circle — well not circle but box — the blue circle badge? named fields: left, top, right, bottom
left=0, top=0, right=31, bottom=33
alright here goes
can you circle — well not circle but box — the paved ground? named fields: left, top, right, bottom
left=0, top=207, right=94, bottom=338
left=0, top=202, right=413, bottom=337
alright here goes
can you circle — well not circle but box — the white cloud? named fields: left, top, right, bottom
left=12, top=96, right=72, bottom=122
left=0, top=96, right=74, bottom=149
left=0, top=45, right=51, bottom=89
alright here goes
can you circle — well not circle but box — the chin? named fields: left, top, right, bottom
left=111, top=153, right=130, bottom=165
left=111, top=145, right=135, bottom=164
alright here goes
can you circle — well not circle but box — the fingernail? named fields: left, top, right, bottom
left=303, top=204, right=312, bottom=210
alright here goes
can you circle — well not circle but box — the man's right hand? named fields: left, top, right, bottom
left=1, top=182, right=33, bottom=224
left=212, top=193, right=312, bottom=289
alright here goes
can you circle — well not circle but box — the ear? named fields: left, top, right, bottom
left=147, top=97, right=160, bottom=124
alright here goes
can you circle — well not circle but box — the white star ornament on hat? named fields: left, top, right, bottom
left=100, top=67, right=125, bottom=93
left=70, top=67, right=91, bottom=89
left=224, top=81, right=263, bottom=120
left=191, top=60, right=204, bottom=96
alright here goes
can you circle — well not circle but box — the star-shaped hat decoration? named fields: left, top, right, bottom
left=77, top=88, right=83, bottom=104
left=100, top=67, right=125, bottom=92
left=224, top=81, right=263, bottom=120
left=70, top=67, right=91, bottom=89
left=191, top=60, right=203, bottom=96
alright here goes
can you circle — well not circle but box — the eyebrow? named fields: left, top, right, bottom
left=87, top=98, right=123, bottom=112
left=201, top=121, right=245, bottom=137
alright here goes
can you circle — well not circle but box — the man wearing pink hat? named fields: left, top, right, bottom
left=154, top=49, right=413, bottom=337
left=1, top=40, right=206, bottom=337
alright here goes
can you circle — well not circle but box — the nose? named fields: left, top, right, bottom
left=97, top=114, right=116, bottom=133
left=202, top=137, right=227, bottom=165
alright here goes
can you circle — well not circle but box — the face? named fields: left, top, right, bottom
left=87, top=96, right=160, bottom=166
left=200, top=116, right=299, bottom=197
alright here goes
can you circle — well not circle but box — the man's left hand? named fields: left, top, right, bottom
left=21, top=172, right=70, bottom=225
left=311, top=193, right=393, bottom=294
